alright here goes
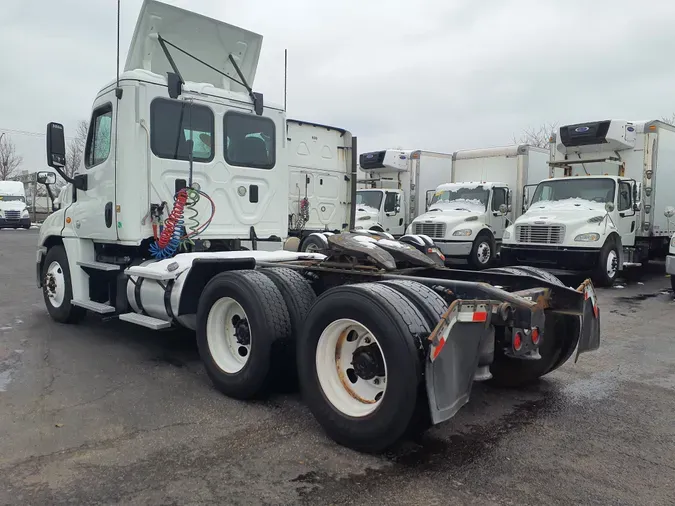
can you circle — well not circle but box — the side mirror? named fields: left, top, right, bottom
left=605, top=202, right=615, bottom=213
left=394, top=205, right=401, bottom=214
left=633, top=202, right=642, bottom=212
left=665, top=206, right=675, bottom=219
left=634, top=182, right=642, bottom=203
left=37, top=171, right=56, bottom=185
left=53, top=198, right=61, bottom=210
left=46, top=122, right=66, bottom=169
left=167, top=72, right=183, bottom=99
left=499, top=204, right=508, bottom=215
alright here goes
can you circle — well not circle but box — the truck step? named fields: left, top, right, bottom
left=77, top=260, right=121, bottom=271
left=125, top=266, right=178, bottom=281
left=71, top=299, right=116, bottom=314
left=118, top=313, right=172, bottom=330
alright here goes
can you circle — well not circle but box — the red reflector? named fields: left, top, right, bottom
left=513, top=332, right=522, bottom=351
left=472, top=311, right=488, bottom=322
left=531, top=328, right=540, bottom=345
left=432, top=338, right=446, bottom=360
left=427, top=248, right=433, bottom=253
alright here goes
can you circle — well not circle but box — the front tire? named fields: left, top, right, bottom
left=42, top=245, right=85, bottom=324
left=196, top=270, right=291, bottom=399
left=593, top=239, right=619, bottom=287
left=298, top=283, right=427, bottom=453
left=469, top=232, right=495, bottom=270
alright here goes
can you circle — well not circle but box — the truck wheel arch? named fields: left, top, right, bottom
left=605, top=232, right=623, bottom=268
left=178, top=257, right=257, bottom=316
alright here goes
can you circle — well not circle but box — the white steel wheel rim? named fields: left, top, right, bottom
left=45, top=261, right=66, bottom=308
left=315, top=318, right=388, bottom=418
left=606, top=250, right=618, bottom=277
left=305, top=242, right=321, bottom=253
left=477, top=242, right=491, bottom=264
left=206, top=297, right=252, bottom=374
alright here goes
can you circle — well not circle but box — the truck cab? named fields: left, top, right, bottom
left=0, top=181, right=30, bottom=229
left=354, top=188, right=406, bottom=236
left=408, top=182, right=511, bottom=269
left=502, top=175, right=640, bottom=286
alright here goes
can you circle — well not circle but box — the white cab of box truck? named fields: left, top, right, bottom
left=34, top=0, right=603, bottom=454
left=355, top=149, right=452, bottom=237
left=501, top=119, right=675, bottom=286
left=0, top=180, right=31, bottom=229
left=408, top=145, right=549, bottom=268
left=286, top=119, right=355, bottom=252
left=667, top=231, right=675, bottom=292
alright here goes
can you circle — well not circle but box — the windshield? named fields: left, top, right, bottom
left=356, top=191, right=383, bottom=210
left=531, top=178, right=615, bottom=204
left=0, top=196, right=25, bottom=202
left=430, top=186, right=489, bottom=210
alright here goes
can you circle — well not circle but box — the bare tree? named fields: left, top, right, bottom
left=64, top=120, right=89, bottom=180
left=661, top=114, right=675, bottom=126
left=513, top=122, right=558, bottom=149
left=0, top=134, right=23, bottom=180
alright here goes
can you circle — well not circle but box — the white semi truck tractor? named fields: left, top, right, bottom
left=502, top=120, right=675, bottom=286
left=0, top=180, right=31, bottom=229
left=408, top=145, right=549, bottom=269
left=36, top=0, right=602, bottom=453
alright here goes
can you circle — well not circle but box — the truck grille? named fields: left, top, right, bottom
left=516, top=225, right=565, bottom=244
left=3, top=211, right=21, bottom=220
left=413, top=222, right=446, bottom=238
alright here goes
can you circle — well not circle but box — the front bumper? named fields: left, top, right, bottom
left=500, top=244, right=600, bottom=270
left=435, top=240, right=473, bottom=257
left=0, top=217, right=30, bottom=228
left=666, top=255, right=675, bottom=275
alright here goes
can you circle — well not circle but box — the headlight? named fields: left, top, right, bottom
left=453, top=229, right=472, bottom=237
left=574, top=233, right=600, bottom=242
left=503, top=229, right=511, bottom=240
left=357, top=215, right=371, bottom=221
left=22, top=209, right=29, bottom=218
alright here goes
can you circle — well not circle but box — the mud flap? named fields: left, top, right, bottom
left=575, top=280, right=601, bottom=360
left=425, top=301, right=492, bottom=425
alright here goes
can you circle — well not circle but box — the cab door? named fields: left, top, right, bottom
left=381, top=190, right=405, bottom=236
left=69, top=94, right=118, bottom=241
left=616, top=180, right=636, bottom=247
left=489, top=187, right=508, bottom=240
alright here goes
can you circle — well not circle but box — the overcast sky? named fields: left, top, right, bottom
left=2, top=0, right=675, bottom=174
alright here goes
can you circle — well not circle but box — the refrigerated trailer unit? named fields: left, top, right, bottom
left=408, top=145, right=549, bottom=268
left=502, top=119, right=675, bottom=285
left=35, top=0, right=602, bottom=453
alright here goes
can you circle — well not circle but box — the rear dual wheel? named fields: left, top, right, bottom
left=298, top=282, right=447, bottom=453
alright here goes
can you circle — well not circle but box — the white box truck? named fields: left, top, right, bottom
left=501, top=119, right=675, bottom=286
left=0, top=180, right=31, bottom=229
left=355, top=149, right=452, bottom=236
left=408, top=145, right=549, bottom=268
left=35, top=0, right=602, bottom=454
left=667, top=231, right=675, bottom=292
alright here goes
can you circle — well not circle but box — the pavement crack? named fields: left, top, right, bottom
left=0, top=421, right=198, bottom=471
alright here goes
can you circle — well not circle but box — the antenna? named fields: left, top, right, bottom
left=115, top=0, right=122, bottom=99
left=284, top=49, right=288, bottom=111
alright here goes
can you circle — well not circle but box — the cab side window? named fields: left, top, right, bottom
left=384, top=192, right=398, bottom=213
left=492, top=188, right=507, bottom=211
left=618, top=182, right=632, bottom=212
left=85, top=104, right=113, bottom=168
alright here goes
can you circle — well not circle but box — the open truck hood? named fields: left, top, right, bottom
left=125, top=0, right=263, bottom=93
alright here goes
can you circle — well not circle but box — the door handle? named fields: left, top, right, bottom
left=105, top=202, right=113, bottom=228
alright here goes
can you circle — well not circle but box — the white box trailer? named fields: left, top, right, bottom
left=408, top=145, right=549, bottom=268
left=355, top=149, right=452, bottom=237
left=502, top=119, right=675, bottom=286
left=286, top=119, right=354, bottom=251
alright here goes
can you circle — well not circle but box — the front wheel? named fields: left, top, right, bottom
left=298, top=283, right=426, bottom=453
left=42, top=245, right=85, bottom=324
left=593, top=240, right=619, bottom=287
left=468, top=232, right=495, bottom=270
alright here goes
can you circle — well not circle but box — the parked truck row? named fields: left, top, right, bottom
left=35, top=0, right=601, bottom=454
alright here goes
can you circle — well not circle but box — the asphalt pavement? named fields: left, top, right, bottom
left=1, top=229, right=674, bottom=505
